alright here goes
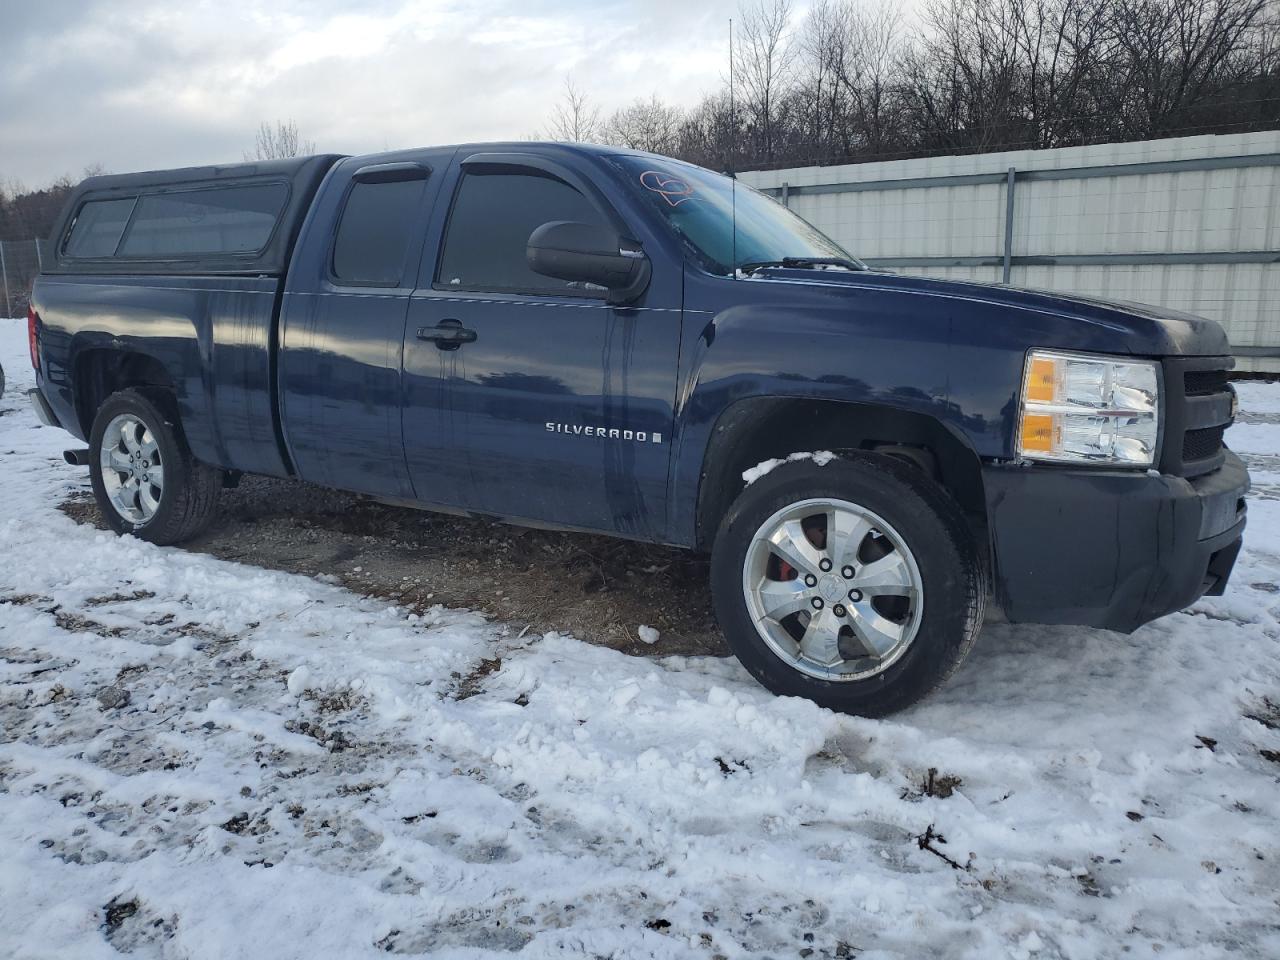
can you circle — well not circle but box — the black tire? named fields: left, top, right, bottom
left=710, top=454, right=985, bottom=716
left=88, top=388, right=221, bottom=545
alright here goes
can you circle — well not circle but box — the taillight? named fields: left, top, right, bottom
left=28, top=305, right=40, bottom=370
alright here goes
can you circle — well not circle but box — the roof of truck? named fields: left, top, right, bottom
left=46, top=143, right=712, bottom=278
left=75, top=141, right=680, bottom=191
left=72, top=153, right=347, bottom=195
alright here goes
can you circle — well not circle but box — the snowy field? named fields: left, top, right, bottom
left=1, top=315, right=1278, bottom=960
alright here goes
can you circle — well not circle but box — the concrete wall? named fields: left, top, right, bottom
left=740, top=132, right=1280, bottom=374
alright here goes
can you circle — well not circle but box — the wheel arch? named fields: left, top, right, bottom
left=694, top=396, right=988, bottom=554
left=72, top=347, right=178, bottom=439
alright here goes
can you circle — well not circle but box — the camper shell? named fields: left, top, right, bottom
left=46, top=155, right=342, bottom=277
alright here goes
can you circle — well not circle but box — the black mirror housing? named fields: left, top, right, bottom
left=527, top=221, right=651, bottom=305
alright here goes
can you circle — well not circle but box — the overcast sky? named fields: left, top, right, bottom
left=1, top=0, right=769, bottom=187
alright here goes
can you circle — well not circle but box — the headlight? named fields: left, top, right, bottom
left=1018, top=350, right=1160, bottom=467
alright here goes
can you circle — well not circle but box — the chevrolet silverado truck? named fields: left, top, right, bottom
left=25, top=143, right=1248, bottom=715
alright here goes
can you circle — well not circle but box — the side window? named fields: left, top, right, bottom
left=117, top=183, right=288, bottom=257
left=437, top=169, right=609, bottom=293
left=64, top=198, right=136, bottom=258
left=332, top=179, right=427, bottom=285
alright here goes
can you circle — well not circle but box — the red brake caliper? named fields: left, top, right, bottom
left=778, top=522, right=827, bottom=581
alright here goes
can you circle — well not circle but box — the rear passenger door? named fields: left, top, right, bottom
left=279, top=155, right=451, bottom=501
left=402, top=154, right=683, bottom=539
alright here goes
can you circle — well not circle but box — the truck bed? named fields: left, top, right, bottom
left=32, top=155, right=343, bottom=477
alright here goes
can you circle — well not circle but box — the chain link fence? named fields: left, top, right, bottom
left=0, top=239, right=52, bottom=318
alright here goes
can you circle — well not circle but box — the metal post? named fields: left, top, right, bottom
left=781, top=182, right=790, bottom=208
left=33, top=237, right=43, bottom=271
left=1002, top=166, right=1016, bottom=284
left=0, top=242, right=11, bottom=318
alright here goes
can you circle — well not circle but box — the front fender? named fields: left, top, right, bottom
left=668, top=269, right=1022, bottom=545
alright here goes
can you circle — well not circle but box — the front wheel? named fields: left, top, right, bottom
left=710, top=454, right=985, bottom=716
left=88, top=388, right=221, bottom=545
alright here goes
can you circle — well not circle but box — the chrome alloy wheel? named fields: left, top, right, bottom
left=99, top=413, right=164, bottom=524
left=741, top=497, right=924, bottom=681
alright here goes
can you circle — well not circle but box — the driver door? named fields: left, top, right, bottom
left=402, top=156, right=682, bottom=539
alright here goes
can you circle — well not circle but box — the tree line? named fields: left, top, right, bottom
left=544, top=0, right=1280, bottom=171
left=0, top=172, right=91, bottom=248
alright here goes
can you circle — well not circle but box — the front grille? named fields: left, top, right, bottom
left=1184, top=369, right=1228, bottom=396
left=1183, top=424, right=1226, bottom=463
left=1160, top=357, right=1234, bottom=477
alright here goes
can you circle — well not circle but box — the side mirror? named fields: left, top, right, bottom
left=527, top=221, right=651, bottom=305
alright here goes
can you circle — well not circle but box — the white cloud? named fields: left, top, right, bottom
left=0, top=0, right=759, bottom=185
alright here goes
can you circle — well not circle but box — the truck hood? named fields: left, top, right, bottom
left=750, top=268, right=1231, bottom=357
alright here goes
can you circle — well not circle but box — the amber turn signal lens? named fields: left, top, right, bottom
left=1020, top=413, right=1056, bottom=452
left=1025, top=356, right=1057, bottom=403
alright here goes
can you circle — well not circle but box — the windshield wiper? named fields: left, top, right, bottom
left=738, top=256, right=866, bottom=275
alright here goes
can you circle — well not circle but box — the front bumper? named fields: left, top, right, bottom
left=984, top=450, right=1248, bottom=633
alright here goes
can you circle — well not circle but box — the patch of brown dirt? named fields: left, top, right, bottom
left=61, top=475, right=724, bottom=659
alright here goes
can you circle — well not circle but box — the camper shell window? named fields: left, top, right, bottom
left=47, top=154, right=343, bottom=276
left=62, top=198, right=137, bottom=259
left=115, top=184, right=289, bottom=258
left=63, top=183, right=288, bottom=261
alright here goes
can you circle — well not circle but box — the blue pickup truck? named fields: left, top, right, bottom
left=25, top=142, right=1248, bottom=714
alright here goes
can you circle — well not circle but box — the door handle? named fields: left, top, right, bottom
left=416, top=319, right=477, bottom=349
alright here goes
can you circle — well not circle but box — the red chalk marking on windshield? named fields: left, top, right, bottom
left=639, top=170, right=696, bottom=206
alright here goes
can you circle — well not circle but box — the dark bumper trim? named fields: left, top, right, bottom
left=984, top=451, right=1248, bottom=633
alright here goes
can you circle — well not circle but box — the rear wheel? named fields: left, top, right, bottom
left=88, top=389, right=221, bottom=545
left=710, top=454, right=985, bottom=716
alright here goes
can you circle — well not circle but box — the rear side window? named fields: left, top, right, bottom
left=64, top=198, right=136, bottom=258
left=332, top=179, right=427, bottom=285
left=116, top=183, right=289, bottom=258
left=437, top=169, right=608, bottom=293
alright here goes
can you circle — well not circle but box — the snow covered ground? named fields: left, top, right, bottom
left=1, top=316, right=1278, bottom=960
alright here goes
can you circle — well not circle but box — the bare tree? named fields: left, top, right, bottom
left=1104, top=0, right=1270, bottom=136
left=246, top=119, right=315, bottom=161
left=538, top=0, right=1280, bottom=168
left=603, top=96, right=685, bottom=153
left=673, top=91, right=739, bottom=169
left=814, top=0, right=907, bottom=155
left=546, top=77, right=603, bottom=142
left=899, top=0, right=1031, bottom=152
left=735, top=0, right=799, bottom=162
left=1006, top=0, right=1110, bottom=147
left=0, top=173, right=77, bottom=243
left=796, top=0, right=846, bottom=156
left=900, top=0, right=1109, bottom=151
left=899, top=0, right=1274, bottom=152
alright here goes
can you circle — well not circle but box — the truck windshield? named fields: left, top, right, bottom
left=609, top=155, right=858, bottom=276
